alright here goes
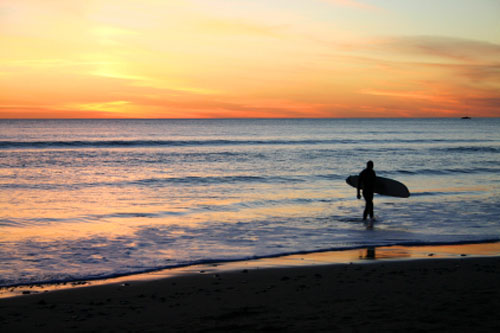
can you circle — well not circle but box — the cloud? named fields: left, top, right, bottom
left=455, top=64, right=500, bottom=81
left=68, top=101, right=131, bottom=113
left=318, top=0, right=379, bottom=11
left=375, top=36, right=500, bottom=63
left=360, top=89, right=455, bottom=103
left=3, top=59, right=116, bottom=69
left=196, top=18, right=283, bottom=37
left=465, top=97, right=500, bottom=109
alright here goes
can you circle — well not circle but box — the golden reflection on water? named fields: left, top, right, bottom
left=0, top=171, right=348, bottom=245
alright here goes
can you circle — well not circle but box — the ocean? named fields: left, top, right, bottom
left=0, top=118, right=499, bottom=286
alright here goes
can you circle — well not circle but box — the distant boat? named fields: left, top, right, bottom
left=461, top=116, right=471, bottom=119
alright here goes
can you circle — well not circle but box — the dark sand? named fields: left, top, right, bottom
left=1, top=256, right=500, bottom=332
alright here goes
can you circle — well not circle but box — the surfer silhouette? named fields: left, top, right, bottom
left=357, top=160, right=376, bottom=220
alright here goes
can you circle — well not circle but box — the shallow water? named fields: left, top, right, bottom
left=0, top=118, right=499, bottom=285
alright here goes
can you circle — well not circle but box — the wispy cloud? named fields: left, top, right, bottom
left=90, top=70, right=149, bottom=82
left=196, top=18, right=283, bottom=37
left=91, top=25, right=140, bottom=46
left=359, top=88, right=462, bottom=108
left=69, top=100, right=131, bottom=113
left=3, top=59, right=116, bottom=69
left=318, top=0, right=380, bottom=11
left=372, top=36, right=500, bottom=63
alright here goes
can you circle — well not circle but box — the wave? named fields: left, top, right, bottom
left=0, top=172, right=351, bottom=190
left=0, top=139, right=352, bottom=149
left=409, top=190, right=485, bottom=197
left=0, top=138, right=496, bottom=149
left=1, top=165, right=496, bottom=191
left=433, top=146, right=500, bottom=153
left=0, top=174, right=310, bottom=191
left=389, top=167, right=500, bottom=176
left=2, top=239, right=499, bottom=288
left=130, top=175, right=306, bottom=186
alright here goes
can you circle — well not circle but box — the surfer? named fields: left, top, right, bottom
left=357, top=160, right=376, bottom=220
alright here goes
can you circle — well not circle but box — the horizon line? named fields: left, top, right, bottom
left=0, top=116, right=494, bottom=120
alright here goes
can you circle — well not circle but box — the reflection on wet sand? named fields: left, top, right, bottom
left=359, top=246, right=411, bottom=260
left=1, top=242, right=499, bottom=298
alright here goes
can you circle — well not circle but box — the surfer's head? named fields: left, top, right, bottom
left=367, top=160, right=374, bottom=169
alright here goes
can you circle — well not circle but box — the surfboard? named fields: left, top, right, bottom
left=346, top=175, right=410, bottom=198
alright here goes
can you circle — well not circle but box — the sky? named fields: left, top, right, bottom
left=1, top=0, right=499, bottom=118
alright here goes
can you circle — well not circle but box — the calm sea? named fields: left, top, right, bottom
left=0, top=118, right=499, bottom=286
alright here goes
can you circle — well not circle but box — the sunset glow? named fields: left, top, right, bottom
left=1, top=0, right=499, bottom=118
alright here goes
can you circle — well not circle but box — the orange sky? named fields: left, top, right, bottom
left=1, top=0, right=499, bottom=118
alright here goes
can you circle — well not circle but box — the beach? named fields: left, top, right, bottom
left=1, top=249, right=500, bottom=332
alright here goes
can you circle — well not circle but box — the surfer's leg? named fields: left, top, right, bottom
left=363, top=203, right=368, bottom=220
left=363, top=191, right=374, bottom=220
left=362, top=194, right=369, bottom=220
left=367, top=199, right=374, bottom=219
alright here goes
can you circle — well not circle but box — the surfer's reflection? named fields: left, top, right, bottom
left=360, top=247, right=376, bottom=259
left=357, top=160, right=376, bottom=221
left=366, top=247, right=376, bottom=259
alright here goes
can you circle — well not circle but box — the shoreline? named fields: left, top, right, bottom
left=2, top=241, right=499, bottom=299
left=1, top=249, right=499, bottom=331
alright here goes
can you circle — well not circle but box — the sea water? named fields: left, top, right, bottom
left=0, top=118, right=499, bottom=286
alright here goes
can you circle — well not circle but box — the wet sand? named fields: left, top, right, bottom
left=1, top=254, right=500, bottom=332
